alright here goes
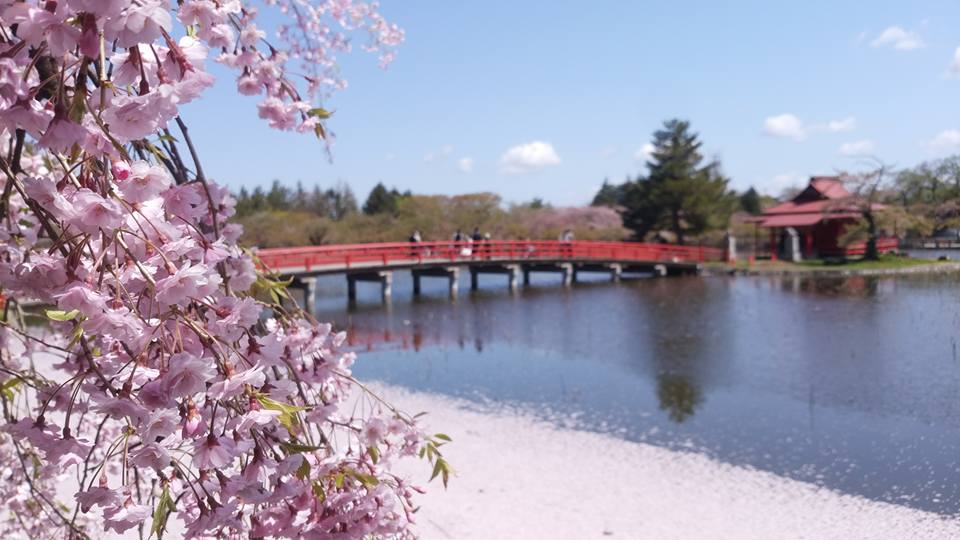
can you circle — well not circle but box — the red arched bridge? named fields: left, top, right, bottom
left=256, top=240, right=723, bottom=308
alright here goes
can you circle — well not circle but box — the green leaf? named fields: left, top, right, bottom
left=346, top=468, right=379, bottom=488
left=0, top=378, right=21, bottom=400
left=256, top=394, right=309, bottom=434
left=150, top=484, right=176, bottom=539
left=307, top=107, right=332, bottom=119
left=334, top=472, right=345, bottom=489
left=367, top=446, right=379, bottom=464
left=295, top=458, right=311, bottom=480
left=45, top=309, right=80, bottom=322
left=67, top=325, right=84, bottom=349
left=280, top=441, right=321, bottom=454
left=433, top=433, right=452, bottom=442
left=429, top=459, right=444, bottom=482
left=311, top=480, right=326, bottom=502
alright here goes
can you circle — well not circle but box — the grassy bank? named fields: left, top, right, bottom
left=706, top=255, right=956, bottom=275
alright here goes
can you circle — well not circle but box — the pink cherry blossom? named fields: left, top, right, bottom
left=67, top=189, right=124, bottom=234
left=193, top=434, right=237, bottom=469
left=0, top=3, right=431, bottom=539
left=163, top=352, right=215, bottom=397
left=118, top=160, right=172, bottom=203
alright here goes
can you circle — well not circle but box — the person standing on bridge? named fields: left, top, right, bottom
left=560, top=229, right=574, bottom=257
left=472, top=227, right=484, bottom=259
left=409, top=229, right=423, bottom=259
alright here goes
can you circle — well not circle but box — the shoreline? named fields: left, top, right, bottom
left=701, top=261, right=960, bottom=277
left=378, top=383, right=960, bottom=540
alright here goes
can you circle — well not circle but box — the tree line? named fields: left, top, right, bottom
left=234, top=119, right=960, bottom=252
left=231, top=182, right=627, bottom=247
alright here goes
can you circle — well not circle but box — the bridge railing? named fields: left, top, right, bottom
left=256, top=240, right=723, bottom=273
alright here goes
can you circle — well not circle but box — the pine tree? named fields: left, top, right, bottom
left=591, top=179, right=624, bottom=207
left=621, top=119, right=736, bottom=244
left=363, top=182, right=399, bottom=215
left=739, top=187, right=762, bottom=215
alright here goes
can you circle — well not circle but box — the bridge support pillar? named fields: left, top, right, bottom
left=470, top=264, right=521, bottom=292
left=346, top=271, right=393, bottom=303
left=508, top=265, right=520, bottom=292
left=291, top=276, right=317, bottom=313
left=449, top=269, right=460, bottom=298
left=560, top=263, right=574, bottom=287
left=412, top=267, right=460, bottom=298
left=470, top=268, right=479, bottom=291
left=609, top=263, right=622, bottom=282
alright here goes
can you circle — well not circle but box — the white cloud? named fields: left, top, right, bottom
left=763, top=114, right=806, bottom=141
left=948, top=47, right=960, bottom=77
left=499, top=141, right=561, bottom=174
left=826, top=117, right=856, bottom=133
left=633, top=143, right=655, bottom=162
left=928, top=129, right=960, bottom=154
left=385, top=152, right=396, bottom=161
left=441, top=145, right=454, bottom=156
left=870, top=26, right=924, bottom=50
left=423, top=152, right=435, bottom=163
left=838, top=139, right=876, bottom=157
left=457, top=157, right=474, bottom=173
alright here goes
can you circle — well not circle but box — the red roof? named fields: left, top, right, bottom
left=761, top=213, right=827, bottom=227
left=757, top=175, right=877, bottom=228
left=809, top=176, right=851, bottom=199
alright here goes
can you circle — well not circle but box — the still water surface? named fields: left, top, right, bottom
left=312, top=271, right=960, bottom=515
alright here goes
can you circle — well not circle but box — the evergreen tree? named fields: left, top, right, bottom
left=291, top=181, right=307, bottom=211
left=327, top=183, right=358, bottom=220
left=621, top=119, right=736, bottom=244
left=591, top=179, right=624, bottom=207
left=265, top=180, right=291, bottom=210
left=739, top=187, right=762, bottom=215
left=363, top=182, right=399, bottom=215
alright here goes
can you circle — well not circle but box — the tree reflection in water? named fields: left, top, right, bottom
left=656, top=373, right=703, bottom=423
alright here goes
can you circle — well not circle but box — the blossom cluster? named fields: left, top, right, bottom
left=0, top=2, right=445, bottom=539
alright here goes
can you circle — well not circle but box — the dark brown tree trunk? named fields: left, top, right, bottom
left=672, top=209, right=685, bottom=245
left=864, top=211, right=878, bottom=261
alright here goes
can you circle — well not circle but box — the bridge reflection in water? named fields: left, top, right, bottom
left=256, top=240, right=723, bottom=309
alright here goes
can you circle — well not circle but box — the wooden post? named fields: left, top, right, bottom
left=412, top=272, right=421, bottom=296
left=470, top=267, right=479, bottom=291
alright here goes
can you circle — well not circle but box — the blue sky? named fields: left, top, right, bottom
left=181, top=0, right=960, bottom=206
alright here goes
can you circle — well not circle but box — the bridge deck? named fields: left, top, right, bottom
left=256, top=240, right=722, bottom=277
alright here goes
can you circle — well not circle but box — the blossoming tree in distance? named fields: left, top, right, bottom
left=0, top=1, right=451, bottom=537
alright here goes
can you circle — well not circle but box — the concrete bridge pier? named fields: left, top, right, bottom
left=347, top=271, right=393, bottom=303
left=520, top=262, right=575, bottom=287
left=412, top=267, right=460, bottom=298
left=290, top=276, right=317, bottom=313
left=470, top=264, right=522, bottom=292
left=609, top=263, right=622, bottom=282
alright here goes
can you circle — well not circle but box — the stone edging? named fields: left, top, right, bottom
left=700, top=262, right=960, bottom=277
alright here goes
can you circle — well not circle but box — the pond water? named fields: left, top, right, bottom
left=312, top=270, right=960, bottom=515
